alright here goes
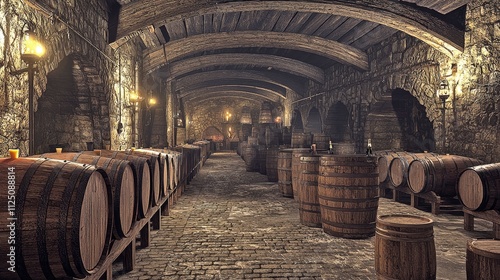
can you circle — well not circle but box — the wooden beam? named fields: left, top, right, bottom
left=159, top=53, right=325, bottom=84
left=173, top=70, right=306, bottom=94
left=116, top=0, right=464, bottom=57
left=176, top=79, right=287, bottom=97
left=184, top=92, right=272, bottom=104
left=143, top=31, right=368, bottom=71
left=179, top=85, right=284, bottom=101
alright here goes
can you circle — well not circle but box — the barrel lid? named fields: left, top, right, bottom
left=468, top=239, right=500, bottom=259
left=457, top=169, right=484, bottom=210
left=377, top=214, right=433, bottom=227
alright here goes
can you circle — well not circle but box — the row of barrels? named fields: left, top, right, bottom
left=376, top=150, right=500, bottom=212
left=0, top=146, right=202, bottom=280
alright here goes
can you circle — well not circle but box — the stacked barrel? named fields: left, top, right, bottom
left=0, top=144, right=204, bottom=279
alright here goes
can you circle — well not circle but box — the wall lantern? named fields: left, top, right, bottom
left=10, top=30, right=46, bottom=155
left=225, top=111, right=232, bottom=122
left=437, top=79, right=450, bottom=151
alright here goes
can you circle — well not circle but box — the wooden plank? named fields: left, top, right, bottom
left=144, top=31, right=368, bottom=72
left=152, top=209, right=161, bottom=230
left=338, top=21, right=379, bottom=45
left=300, top=13, right=332, bottom=35
left=203, top=14, right=213, bottom=33
left=351, top=25, right=399, bottom=50
left=259, top=10, right=281, bottom=31
left=236, top=10, right=268, bottom=31
left=165, top=20, right=186, bottom=40
left=185, top=15, right=204, bottom=36
left=327, top=18, right=363, bottom=41
left=273, top=11, right=296, bottom=32
left=284, top=12, right=313, bottom=33
left=140, top=222, right=150, bottom=248
left=179, top=85, right=285, bottom=100
left=122, top=241, right=136, bottom=272
left=178, top=79, right=287, bottom=96
left=212, top=12, right=223, bottom=33
left=220, top=11, right=241, bottom=32
left=185, top=93, right=270, bottom=105
left=313, top=15, right=347, bottom=37
left=115, top=1, right=464, bottom=57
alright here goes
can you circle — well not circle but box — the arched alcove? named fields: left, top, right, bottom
left=364, top=89, right=435, bottom=152
left=34, top=54, right=111, bottom=152
left=291, top=109, right=304, bottom=132
left=305, top=107, right=322, bottom=134
left=325, top=101, right=351, bottom=142
left=203, top=126, right=224, bottom=142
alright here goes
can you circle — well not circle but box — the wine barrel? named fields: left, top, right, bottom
left=331, top=142, right=355, bottom=155
left=85, top=150, right=151, bottom=218
left=266, top=148, right=279, bottom=182
left=0, top=158, right=112, bottom=279
left=257, top=145, right=267, bottom=175
left=35, top=152, right=137, bottom=239
left=466, top=239, right=500, bottom=280
left=240, top=141, right=248, bottom=161
left=131, top=149, right=166, bottom=204
left=278, top=149, right=293, bottom=197
left=389, top=152, right=432, bottom=188
left=318, top=155, right=379, bottom=239
left=457, top=163, right=500, bottom=211
left=292, top=148, right=313, bottom=201
left=244, top=145, right=259, bottom=172
left=408, top=154, right=483, bottom=196
left=312, top=133, right=330, bottom=151
left=375, top=214, right=436, bottom=280
left=298, top=155, right=322, bottom=227
left=373, top=150, right=409, bottom=184
left=291, top=132, right=312, bottom=148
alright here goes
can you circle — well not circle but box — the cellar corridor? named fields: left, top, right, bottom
left=112, top=152, right=491, bottom=280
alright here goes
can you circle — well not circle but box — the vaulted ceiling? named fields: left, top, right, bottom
left=108, top=0, right=469, bottom=103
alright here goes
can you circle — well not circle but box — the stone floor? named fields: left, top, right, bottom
left=113, top=152, right=493, bottom=280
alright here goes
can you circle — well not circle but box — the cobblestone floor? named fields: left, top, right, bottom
left=113, top=152, right=493, bottom=280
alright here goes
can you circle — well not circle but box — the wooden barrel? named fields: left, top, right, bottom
left=35, top=152, right=137, bottom=239
left=318, top=155, right=379, bottom=239
left=240, top=112, right=252, bottom=124
left=292, top=148, right=313, bottom=201
left=291, top=132, right=312, bottom=148
left=408, top=154, right=483, bottom=197
left=85, top=150, right=151, bottom=218
left=130, top=149, right=165, bottom=204
left=373, top=150, right=409, bottom=184
left=139, top=148, right=171, bottom=197
left=266, top=148, right=279, bottom=182
left=259, top=108, right=273, bottom=124
left=0, top=158, right=112, bottom=279
left=247, top=136, right=258, bottom=146
left=257, top=145, right=267, bottom=175
left=244, top=145, right=259, bottom=172
left=331, top=142, right=355, bottom=155
left=312, top=133, right=330, bottom=151
left=389, top=152, right=432, bottom=188
left=278, top=149, right=293, bottom=197
left=240, top=141, right=248, bottom=161
left=457, top=163, right=500, bottom=211
left=375, top=214, right=436, bottom=280
left=466, top=239, right=500, bottom=280
left=298, top=155, right=322, bottom=227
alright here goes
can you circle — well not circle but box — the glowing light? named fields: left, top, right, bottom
left=23, top=31, right=45, bottom=58
left=149, top=97, right=157, bottom=106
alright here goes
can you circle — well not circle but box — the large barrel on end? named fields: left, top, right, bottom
left=457, top=163, right=500, bottom=211
left=34, top=152, right=137, bottom=239
left=408, top=154, right=482, bottom=197
left=0, top=157, right=112, bottom=280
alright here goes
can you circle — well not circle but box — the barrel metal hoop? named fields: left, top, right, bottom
left=376, top=229, right=434, bottom=242
left=320, top=172, right=379, bottom=178
left=322, top=220, right=375, bottom=229
left=16, top=158, right=48, bottom=280
left=38, top=160, right=70, bottom=279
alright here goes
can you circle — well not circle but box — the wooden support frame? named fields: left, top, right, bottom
left=463, top=208, right=500, bottom=239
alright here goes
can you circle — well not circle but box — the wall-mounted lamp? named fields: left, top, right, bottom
left=225, top=111, right=232, bottom=122
left=438, top=79, right=450, bottom=152
left=10, top=30, right=45, bottom=155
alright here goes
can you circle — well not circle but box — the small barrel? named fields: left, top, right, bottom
left=291, top=132, right=312, bottom=148
left=239, top=141, right=248, bottom=161
left=257, top=145, right=267, bottom=175
left=266, top=148, right=279, bottom=182
left=278, top=149, right=294, bottom=197
left=457, top=163, right=500, bottom=211
left=389, top=152, right=431, bottom=188
left=408, top=154, right=483, bottom=196
left=375, top=214, right=436, bottom=280
left=244, top=145, right=259, bottom=172
left=0, top=158, right=112, bottom=280
left=35, top=152, right=137, bottom=239
left=331, top=142, right=355, bottom=155
left=291, top=148, right=313, bottom=201
left=373, top=150, right=410, bottom=184
left=318, top=155, right=379, bottom=238
left=466, top=239, right=500, bottom=280
left=298, top=155, right=322, bottom=227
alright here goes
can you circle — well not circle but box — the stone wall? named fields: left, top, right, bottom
left=294, top=0, right=499, bottom=161
left=0, top=0, right=142, bottom=155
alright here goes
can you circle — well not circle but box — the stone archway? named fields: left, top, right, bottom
left=291, top=109, right=304, bottom=132
left=34, top=54, right=111, bottom=153
left=305, top=107, right=322, bottom=134
left=202, top=126, right=224, bottom=142
left=325, top=101, right=352, bottom=142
